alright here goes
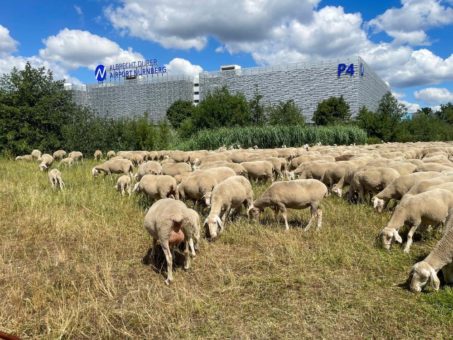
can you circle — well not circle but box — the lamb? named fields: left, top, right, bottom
left=372, top=171, right=441, bottom=212
left=240, top=161, right=274, bottom=182
left=52, top=150, right=67, bottom=160
left=68, top=151, right=83, bottom=162
left=31, top=149, right=42, bottom=160
left=59, top=157, right=74, bottom=167
left=106, top=150, right=116, bottom=159
left=204, top=176, right=254, bottom=240
left=39, top=154, right=54, bottom=171
left=379, top=189, right=453, bottom=253
left=161, top=162, right=192, bottom=177
left=133, top=174, right=178, bottom=200
left=15, top=155, right=33, bottom=161
left=408, top=209, right=453, bottom=292
left=115, top=175, right=132, bottom=196
left=248, top=179, right=327, bottom=231
left=135, top=161, right=162, bottom=181
left=143, top=198, right=200, bottom=284
left=92, top=159, right=134, bottom=177
left=48, top=168, right=64, bottom=190
left=94, top=149, right=103, bottom=161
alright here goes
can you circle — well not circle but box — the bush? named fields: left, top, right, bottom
left=267, top=100, right=305, bottom=126
left=312, top=96, right=351, bottom=125
left=166, top=100, right=194, bottom=129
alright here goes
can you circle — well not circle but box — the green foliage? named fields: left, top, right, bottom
left=178, top=125, right=366, bottom=150
left=249, top=87, right=267, bottom=126
left=267, top=100, right=305, bottom=126
left=166, top=100, right=195, bottom=129
left=312, top=96, right=351, bottom=125
left=436, top=103, right=453, bottom=124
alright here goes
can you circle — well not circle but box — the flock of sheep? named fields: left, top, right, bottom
left=15, top=142, right=453, bottom=291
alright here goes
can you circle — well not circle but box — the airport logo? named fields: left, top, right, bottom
left=95, top=64, right=107, bottom=81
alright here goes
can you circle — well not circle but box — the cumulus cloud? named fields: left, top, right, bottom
left=0, top=25, right=18, bottom=56
left=165, top=58, right=202, bottom=76
left=105, top=0, right=320, bottom=50
left=414, top=87, right=453, bottom=105
left=39, top=28, right=143, bottom=69
left=368, top=0, right=453, bottom=45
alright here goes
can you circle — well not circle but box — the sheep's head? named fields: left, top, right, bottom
left=380, top=227, right=402, bottom=250
left=39, top=163, right=47, bottom=171
left=203, top=192, right=212, bottom=206
left=409, top=261, right=440, bottom=293
left=204, top=215, right=222, bottom=240
left=287, top=171, right=296, bottom=180
left=91, top=167, right=100, bottom=177
left=332, top=185, right=343, bottom=197
left=247, top=206, right=261, bottom=220
left=372, top=196, right=385, bottom=212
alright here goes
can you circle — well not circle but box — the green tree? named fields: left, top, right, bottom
left=267, top=100, right=305, bottom=126
left=166, top=100, right=195, bottom=129
left=249, top=87, right=267, bottom=125
left=436, top=102, right=453, bottom=124
left=312, top=96, right=351, bottom=125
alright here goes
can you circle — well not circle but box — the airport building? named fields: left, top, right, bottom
left=69, top=56, right=389, bottom=122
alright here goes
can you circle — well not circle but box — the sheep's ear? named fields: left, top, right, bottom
left=429, top=267, right=440, bottom=291
left=393, top=230, right=403, bottom=243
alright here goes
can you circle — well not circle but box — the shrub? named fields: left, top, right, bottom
left=312, top=96, right=351, bottom=125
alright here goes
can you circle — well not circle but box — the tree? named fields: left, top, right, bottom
left=436, top=102, right=453, bottom=124
left=267, top=100, right=305, bottom=126
left=166, top=100, right=195, bottom=129
left=249, top=87, right=267, bottom=125
left=312, top=96, right=351, bottom=125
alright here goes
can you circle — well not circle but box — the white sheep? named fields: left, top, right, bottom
left=48, top=168, right=64, bottom=190
left=94, top=149, right=103, bottom=161
left=135, top=161, right=162, bottom=181
left=161, top=162, right=192, bottom=177
left=144, top=198, right=200, bottom=284
left=59, top=157, right=74, bottom=167
left=68, top=151, right=83, bottom=162
left=15, top=155, right=33, bottom=161
left=408, top=209, right=453, bottom=292
left=204, top=176, right=254, bottom=240
left=115, top=175, right=132, bottom=196
left=106, top=150, right=116, bottom=159
left=39, top=154, right=54, bottom=171
left=52, top=150, right=67, bottom=160
left=240, top=160, right=274, bottom=182
left=248, top=179, right=327, bottom=231
left=31, top=149, right=42, bottom=160
left=133, top=174, right=178, bottom=200
left=92, top=159, right=134, bottom=178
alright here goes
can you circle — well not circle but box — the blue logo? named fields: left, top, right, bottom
left=95, top=64, right=107, bottom=81
left=360, top=63, right=365, bottom=77
left=337, top=63, right=354, bottom=77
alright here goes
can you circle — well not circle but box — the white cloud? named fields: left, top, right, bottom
left=105, top=0, right=320, bottom=50
left=368, top=0, right=453, bottom=45
left=39, top=28, right=143, bottom=69
left=400, top=99, right=421, bottom=113
left=165, top=58, right=202, bottom=76
left=0, top=25, right=18, bottom=56
left=414, top=87, right=453, bottom=104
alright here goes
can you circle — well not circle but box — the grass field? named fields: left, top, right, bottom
left=1, top=159, right=452, bottom=338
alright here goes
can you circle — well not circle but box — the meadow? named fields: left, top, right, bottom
left=1, top=159, right=452, bottom=338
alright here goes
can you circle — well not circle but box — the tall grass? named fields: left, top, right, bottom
left=178, top=125, right=367, bottom=150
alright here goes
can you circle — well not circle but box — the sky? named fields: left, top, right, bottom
left=0, top=0, right=453, bottom=112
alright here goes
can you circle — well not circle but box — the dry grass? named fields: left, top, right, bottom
left=0, top=159, right=452, bottom=339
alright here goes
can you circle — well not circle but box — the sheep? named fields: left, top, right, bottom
left=135, top=161, right=162, bottom=181
left=106, top=150, right=116, bottom=159
left=92, top=159, right=134, bottom=177
left=240, top=161, right=274, bottom=182
left=290, top=161, right=335, bottom=181
left=408, top=210, right=453, bottom=292
left=133, top=174, right=178, bottom=200
left=15, top=155, right=33, bottom=161
left=197, top=161, right=247, bottom=176
left=68, top=151, right=83, bottom=162
left=204, top=176, right=254, bottom=240
left=39, top=154, right=54, bottom=171
left=59, top=157, right=74, bottom=167
left=265, top=157, right=289, bottom=180
left=347, top=167, right=400, bottom=204
left=48, top=169, right=64, bottom=190
left=143, top=198, right=200, bottom=284
left=174, top=172, right=192, bottom=184
left=161, top=162, right=192, bottom=177
left=177, top=167, right=236, bottom=205
left=248, top=179, right=327, bottom=231
left=416, top=163, right=453, bottom=172
left=94, top=149, right=103, bottom=161
left=372, top=172, right=441, bottom=212
left=31, top=149, right=42, bottom=160
left=115, top=175, right=132, bottom=196
left=404, top=175, right=453, bottom=197
left=321, top=161, right=358, bottom=192
left=52, top=150, right=67, bottom=160
left=379, top=189, right=453, bottom=253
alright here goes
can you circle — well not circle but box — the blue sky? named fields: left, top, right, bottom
left=0, top=0, right=452, bottom=111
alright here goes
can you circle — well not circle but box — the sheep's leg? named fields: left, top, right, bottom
left=278, top=204, right=289, bottom=231
left=316, top=208, right=323, bottom=230
left=183, top=241, right=191, bottom=270
left=305, top=206, right=317, bottom=232
left=161, top=241, right=173, bottom=284
left=150, top=238, right=157, bottom=264
left=121, top=185, right=125, bottom=196
left=404, top=223, right=420, bottom=253
left=189, top=238, right=196, bottom=257
left=222, top=205, right=231, bottom=224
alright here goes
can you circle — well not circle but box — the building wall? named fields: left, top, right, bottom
left=358, top=57, right=390, bottom=113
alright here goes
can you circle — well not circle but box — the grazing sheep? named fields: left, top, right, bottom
left=106, top=150, right=116, bottom=159
left=59, top=157, right=74, bottom=167
left=321, top=161, right=358, bottom=192
left=94, top=149, right=103, bottom=161
left=92, top=159, right=134, bottom=177
left=290, top=161, right=335, bottom=181
left=68, top=151, right=83, bottom=162
left=174, top=172, right=192, bottom=184
left=133, top=174, right=178, bottom=200
left=144, top=198, right=199, bottom=284
left=416, top=163, right=453, bottom=172
left=240, top=161, right=274, bottom=182
left=48, top=169, right=64, bottom=190
left=408, top=210, right=453, bottom=292
left=198, top=161, right=247, bottom=176
left=52, top=150, right=67, bottom=160
left=404, top=175, right=453, bottom=197
left=162, top=162, right=192, bottom=177
left=39, top=154, right=54, bottom=171
left=372, top=172, right=441, bottom=212
left=115, top=175, right=132, bottom=196
left=205, top=176, right=254, bottom=240
left=31, top=149, right=42, bottom=160
left=248, top=179, right=327, bottom=231
left=135, top=161, right=162, bottom=181
left=15, top=155, right=33, bottom=161
left=380, top=189, right=453, bottom=253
